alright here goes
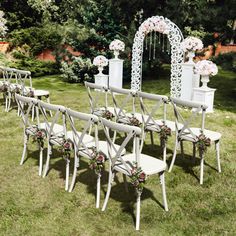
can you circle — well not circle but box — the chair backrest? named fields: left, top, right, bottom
left=109, top=86, right=138, bottom=122
left=15, top=69, right=32, bottom=95
left=15, top=93, right=39, bottom=129
left=100, top=117, right=142, bottom=175
left=137, top=91, right=168, bottom=131
left=84, top=81, right=110, bottom=115
left=38, top=100, right=66, bottom=139
left=3, top=67, right=17, bottom=84
left=66, top=108, right=99, bottom=155
left=170, top=97, right=208, bottom=141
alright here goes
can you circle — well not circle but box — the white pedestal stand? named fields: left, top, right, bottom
left=180, top=62, right=195, bottom=100
left=109, top=58, right=123, bottom=89
left=94, top=73, right=108, bottom=87
left=192, top=87, right=216, bottom=113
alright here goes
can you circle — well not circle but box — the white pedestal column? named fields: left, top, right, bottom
left=192, top=87, right=216, bottom=113
left=94, top=74, right=108, bottom=87
left=109, top=59, right=123, bottom=88
left=180, top=62, right=195, bottom=100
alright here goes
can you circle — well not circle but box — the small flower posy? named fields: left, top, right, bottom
left=0, top=83, right=8, bottom=93
left=62, top=139, right=73, bottom=159
left=109, top=39, right=125, bottom=52
left=33, top=127, right=46, bottom=148
left=93, top=55, right=108, bottom=68
left=195, top=60, right=218, bottom=76
left=196, top=133, right=211, bottom=155
left=181, top=36, right=203, bottom=52
left=130, top=163, right=147, bottom=192
left=128, top=116, right=141, bottom=127
left=89, top=148, right=106, bottom=174
left=27, top=89, right=34, bottom=98
left=159, top=124, right=171, bottom=147
left=102, top=110, right=114, bottom=120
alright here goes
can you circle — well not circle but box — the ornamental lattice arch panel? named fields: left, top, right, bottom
left=131, top=16, right=184, bottom=97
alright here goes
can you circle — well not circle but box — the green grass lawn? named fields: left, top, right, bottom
left=0, top=69, right=236, bottom=235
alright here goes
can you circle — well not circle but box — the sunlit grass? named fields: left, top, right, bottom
left=0, top=69, right=235, bottom=235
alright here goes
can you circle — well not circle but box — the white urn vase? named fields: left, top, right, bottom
left=201, top=75, right=210, bottom=88
left=187, top=51, right=195, bottom=64
left=113, top=50, right=120, bottom=59
left=98, top=66, right=104, bottom=75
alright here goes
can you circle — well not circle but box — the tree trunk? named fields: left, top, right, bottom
left=229, top=19, right=236, bottom=45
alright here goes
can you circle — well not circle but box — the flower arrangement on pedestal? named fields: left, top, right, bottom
left=181, top=36, right=203, bottom=63
left=109, top=39, right=125, bottom=59
left=195, top=60, right=218, bottom=88
left=93, top=55, right=108, bottom=74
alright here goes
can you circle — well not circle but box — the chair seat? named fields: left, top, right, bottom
left=93, top=106, right=122, bottom=117
left=34, top=89, right=50, bottom=97
left=26, top=123, right=64, bottom=136
left=84, top=140, right=126, bottom=158
left=182, top=128, right=221, bottom=141
left=66, top=131, right=94, bottom=144
left=114, top=153, right=166, bottom=176
left=124, top=112, right=182, bottom=132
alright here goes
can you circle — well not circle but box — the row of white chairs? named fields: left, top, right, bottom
left=14, top=82, right=222, bottom=230
left=15, top=93, right=168, bottom=231
left=0, top=66, right=50, bottom=116
left=85, top=82, right=222, bottom=185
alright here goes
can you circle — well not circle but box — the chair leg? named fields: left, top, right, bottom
left=102, top=170, right=115, bottom=211
left=180, top=140, right=184, bottom=158
left=39, top=146, right=43, bottom=176
left=20, top=133, right=28, bottom=165
left=168, top=137, right=179, bottom=172
left=150, top=131, right=154, bottom=146
left=200, top=153, right=204, bottom=185
left=193, top=142, right=196, bottom=159
left=123, top=174, right=129, bottom=193
left=135, top=190, right=142, bottom=230
left=43, top=143, right=52, bottom=178
left=31, top=104, right=35, bottom=121
left=65, top=158, right=70, bottom=191
left=96, top=173, right=101, bottom=208
left=215, top=141, right=221, bottom=173
left=163, top=144, right=167, bottom=163
left=69, top=153, right=79, bottom=193
left=160, top=172, right=168, bottom=211
left=7, top=94, right=11, bottom=112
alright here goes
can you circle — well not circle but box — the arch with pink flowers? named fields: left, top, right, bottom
left=131, top=16, right=184, bottom=97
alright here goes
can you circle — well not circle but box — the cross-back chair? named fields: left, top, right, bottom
left=66, top=108, right=126, bottom=208
left=15, top=94, right=45, bottom=175
left=85, top=81, right=117, bottom=118
left=137, top=91, right=175, bottom=162
left=100, top=118, right=168, bottom=230
left=38, top=101, right=71, bottom=186
left=168, top=97, right=222, bottom=184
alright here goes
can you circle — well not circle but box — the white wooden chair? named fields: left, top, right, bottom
left=66, top=108, right=126, bottom=208
left=137, top=91, right=175, bottom=162
left=15, top=69, right=51, bottom=119
left=38, top=101, right=69, bottom=185
left=85, top=81, right=117, bottom=118
left=109, top=86, right=139, bottom=125
left=100, top=118, right=168, bottom=230
left=168, top=97, right=222, bottom=184
left=15, top=94, right=45, bottom=176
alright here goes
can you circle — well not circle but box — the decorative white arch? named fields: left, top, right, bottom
left=131, top=15, right=184, bottom=97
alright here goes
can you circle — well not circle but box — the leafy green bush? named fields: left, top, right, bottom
left=211, top=52, right=236, bottom=72
left=60, top=56, right=96, bottom=83
left=9, top=24, right=63, bottom=56
left=10, top=55, right=59, bottom=77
